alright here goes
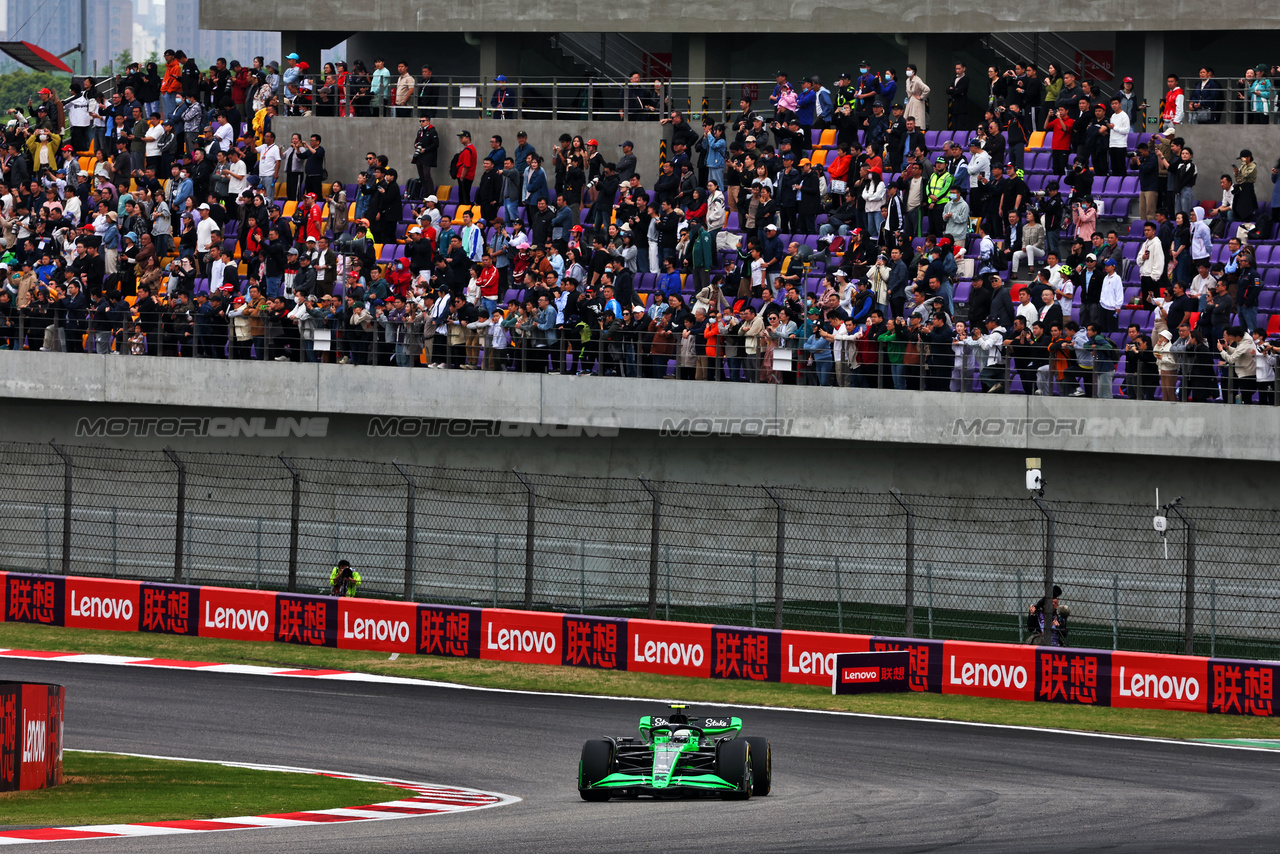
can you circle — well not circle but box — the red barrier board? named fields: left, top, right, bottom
left=1111, top=651, right=1207, bottom=713
left=337, top=599, right=416, bottom=654
left=1208, top=657, right=1276, bottom=717
left=6, top=574, right=62, bottom=627
left=1035, top=647, right=1112, bottom=707
left=0, top=570, right=7, bottom=622
left=480, top=609, right=562, bottom=665
left=871, top=637, right=943, bottom=693
left=781, top=630, right=871, bottom=686
left=627, top=619, right=712, bottom=679
left=943, top=640, right=1035, bottom=702
left=275, top=594, right=337, bottom=648
left=562, top=615, right=627, bottom=670
left=711, top=626, right=780, bottom=681
left=197, top=587, right=275, bottom=643
left=0, top=678, right=66, bottom=796
left=832, top=651, right=911, bottom=694
left=139, top=583, right=199, bottom=636
left=64, top=578, right=140, bottom=633
left=417, top=605, right=482, bottom=658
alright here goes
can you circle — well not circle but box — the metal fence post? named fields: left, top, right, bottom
left=393, top=461, right=416, bottom=601
left=279, top=455, right=301, bottom=593
left=1167, top=501, right=1196, bottom=654
left=639, top=478, right=660, bottom=619
left=513, top=470, right=535, bottom=609
left=1031, top=496, right=1055, bottom=646
left=890, top=489, right=915, bottom=637
left=163, top=447, right=186, bottom=584
left=763, top=486, right=785, bottom=630
left=49, top=442, right=71, bottom=575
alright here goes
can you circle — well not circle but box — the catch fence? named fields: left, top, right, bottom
left=0, top=441, right=1275, bottom=660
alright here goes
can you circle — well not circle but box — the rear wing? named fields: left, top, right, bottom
left=638, top=715, right=742, bottom=739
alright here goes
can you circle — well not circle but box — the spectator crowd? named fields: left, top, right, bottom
left=0, top=51, right=1277, bottom=403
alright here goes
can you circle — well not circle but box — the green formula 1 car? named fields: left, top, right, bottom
left=578, top=705, right=772, bottom=801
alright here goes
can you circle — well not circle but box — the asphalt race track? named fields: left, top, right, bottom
left=3, top=659, right=1278, bottom=853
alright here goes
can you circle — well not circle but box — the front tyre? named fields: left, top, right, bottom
left=716, top=739, right=752, bottom=800
left=579, top=739, right=614, bottom=802
left=743, top=736, right=772, bottom=796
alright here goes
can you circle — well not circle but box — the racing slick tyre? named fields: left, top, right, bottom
left=716, top=739, right=753, bottom=800
left=743, top=736, right=772, bottom=796
left=579, top=739, right=615, bottom=801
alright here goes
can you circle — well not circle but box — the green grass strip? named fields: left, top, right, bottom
left=0, top=750, right=406, bottom=828
left=3, top=623, right=1279, bottom=743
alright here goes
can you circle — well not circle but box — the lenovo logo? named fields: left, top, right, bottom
left=949, top=656, right=1028, bottom=689
left=69, top=589, right=133, bottom=621
left=486, top=624, right=556, bottom=653
left=787, top=645, right=838, bottom=676
left=204, top=602, right=269, bottom=632
left=22, top=716, right=45, bottom=763
left=632, top=633, right=705, bottom=667
left=1117, top=666, right=1201, bottom=701
left=842, top=668, right=880, bottom=683
left=344, top=614, right=411, bottom=644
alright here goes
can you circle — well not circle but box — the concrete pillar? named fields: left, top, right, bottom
left=907, top=34, right=931, bottom=93
left=1143, top=32, right=1165, bottom=131
left=688, top=34, right=707, bottom=121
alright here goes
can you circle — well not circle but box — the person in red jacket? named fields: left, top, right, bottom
left=455, top=130, right=477, bottom=203
left=1045, top=106, right=1075, bottom=177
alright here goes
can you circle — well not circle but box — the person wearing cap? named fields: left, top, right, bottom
left=1113, top=76, right=1138, bottom=125
left=490, top=75, right=511, bottom=120
left=923, top=157, right=953, bottom=236
left=410, top=116, right=440, bottom=194
left=454, top=130, right=477, bottom=203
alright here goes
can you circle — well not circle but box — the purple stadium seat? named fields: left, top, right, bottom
left=1128, top=220, right=1146, bottom=236
left=924, top=131, right=942, bottom=148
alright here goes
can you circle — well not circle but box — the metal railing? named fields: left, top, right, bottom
left=1, top=441, right=1277, bottom=660
left=270, top=74, right=772, bottom=124
left=1173, top=75, right=1280, bottom=127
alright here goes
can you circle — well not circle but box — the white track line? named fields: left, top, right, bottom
left=2, top=648, right=1274, bottom=756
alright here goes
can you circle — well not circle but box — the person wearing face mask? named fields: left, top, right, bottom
left=903, top=64, right=930, bottom=130
left=26, top=128, right=61, bottom=171
left=942, top=186, right=970, bottom=246
left=881, top=69, right=898, bottom=106
left=853, top=62, right=880, bottom=122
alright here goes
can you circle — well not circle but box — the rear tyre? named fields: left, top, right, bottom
left=716, top=739, right=752, bottom=800
left=579, top=739, right=614, bottom=802
left=744, top=736, right=772, bottom=796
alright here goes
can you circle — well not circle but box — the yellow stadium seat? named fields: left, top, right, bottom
left=274, top=182, right=287, bottom=199
left=819, top=129, right=837, bottom=148
left=1028, top=131, right=1046, bottom=149
left=436, top=185, right=452, bottom=202
left=282, top=201, right=298, bottom=217
left=810, top=149, right=829, bottom=167
left=347, top=202, right=356, bottom=219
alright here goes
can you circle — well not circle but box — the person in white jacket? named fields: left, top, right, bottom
left=1136, top=221, right=1165, bottom=305
left=1253, top=330, right=1277, bottom=405
left=1217, top=325, right=1257, bottom=402
left=950, top=320, right=976, bottom=391
left=1099, top=258, right=1126, bottom=331
left=963, top=317, right=1008, bottom=392
left=862, top=171, right=886, bottom=237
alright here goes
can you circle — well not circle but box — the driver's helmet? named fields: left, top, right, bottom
left=671, top=729, right=692, bottom=744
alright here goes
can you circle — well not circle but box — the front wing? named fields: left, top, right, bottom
left=586, top=771, right=739, bottom=791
